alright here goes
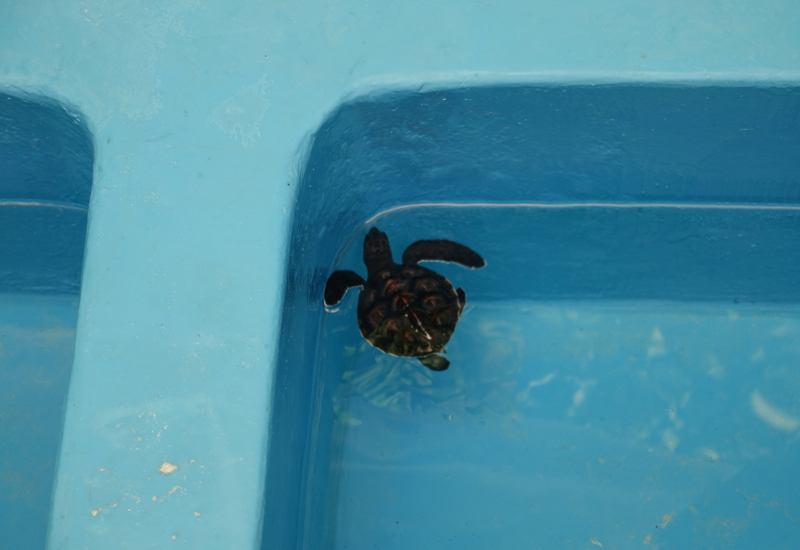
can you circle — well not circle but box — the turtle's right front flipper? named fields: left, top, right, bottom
left=402, top=239, right=485, bottom=269
left=324, top=270, right=365, bottom=306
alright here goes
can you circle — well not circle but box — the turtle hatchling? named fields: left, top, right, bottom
left=324, top=227, right=485, bottom=371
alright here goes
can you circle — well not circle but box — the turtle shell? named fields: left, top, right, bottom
left=356, top=264, right=464, bottom=358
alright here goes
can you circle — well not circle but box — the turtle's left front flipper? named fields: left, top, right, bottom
left=324, top=270, right=365, bottom=306
left=402, top=239, right=485, bottom=269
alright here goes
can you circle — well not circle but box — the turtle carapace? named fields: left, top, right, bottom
left=324, top=227, right=485, bottom=371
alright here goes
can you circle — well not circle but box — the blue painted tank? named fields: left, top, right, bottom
left=2, top=1, right=800, bottom=548
left=1, top=92, right=92, bottom=548
left=265, top=85, right=800, bottom=549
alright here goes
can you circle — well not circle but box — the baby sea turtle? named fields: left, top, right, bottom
left=324, top=227, right=485, bottom=371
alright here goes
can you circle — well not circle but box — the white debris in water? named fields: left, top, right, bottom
left=647, top=328, right=666, bottom=358
left=528, top=372, right=556, bottom=388
left=772, top=324, right=791, bottom=337
left=751, top=390, right=800, bottom=431
left=516, top=372, right=557, bottom=402
left=700, top=448, right=719, bottom=460
left=707, top=353, right=725, bottom=379
left=567, top=378, right=596, bottom=417
left=662, top=428, right=680, bottom=452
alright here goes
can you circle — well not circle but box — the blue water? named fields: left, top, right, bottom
left=0, top=294, right=79, bottom=549
left=309, top=205, right=800, bottom=549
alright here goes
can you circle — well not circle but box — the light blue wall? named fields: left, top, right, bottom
left=1, top=1, right=799, bottom=548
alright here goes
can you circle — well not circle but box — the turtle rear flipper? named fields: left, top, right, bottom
left=402, top=239, right=485, bottom=269
left=324, top=270, right=365, bottom=306
left=419, top=354, right=450, bottom=371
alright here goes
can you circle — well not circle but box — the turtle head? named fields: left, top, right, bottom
left=363, top=227, right=393, bottom=274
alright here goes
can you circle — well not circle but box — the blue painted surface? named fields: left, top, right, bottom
left=0, top=94, right=91, bottom=547
left=1, top=1, right=800, bottom=548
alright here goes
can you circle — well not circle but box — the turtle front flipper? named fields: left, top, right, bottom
left=402, top=239, right=485, bottom=269
left=419, top=354, right=450, bottom=371
left=324, top=270, right=366, bottom=306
